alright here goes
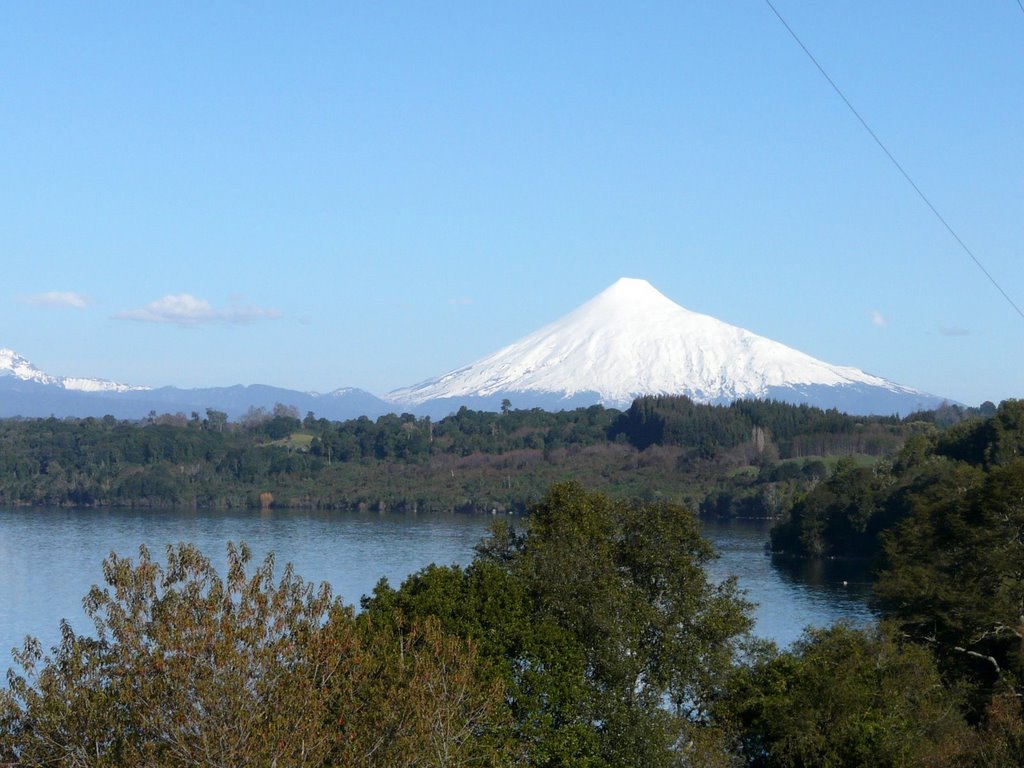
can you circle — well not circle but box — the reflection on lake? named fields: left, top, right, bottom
left=1, top=508, right=877, bottom=669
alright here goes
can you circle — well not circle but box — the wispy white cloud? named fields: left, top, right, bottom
left=938, top=326, right=970, bottom=337
left=116, top=294, right=281, bottom=326
left=870, top=310, right=887, bottom=328
left=20, top=291, right=90, bottom=309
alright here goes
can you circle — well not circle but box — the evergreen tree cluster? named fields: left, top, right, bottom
left=611, top=395, right=914, bottom=459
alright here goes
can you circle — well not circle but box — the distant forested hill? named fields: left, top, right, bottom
left=0, top=396, right=985, bottom=513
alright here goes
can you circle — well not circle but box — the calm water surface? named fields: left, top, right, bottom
left=0, top=508, right=875, bottom=669
left=700, top=517, right=875, bottom=647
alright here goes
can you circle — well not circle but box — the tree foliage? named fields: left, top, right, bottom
left=0, top=543, right=511, bottom=767
left=716, top=623, right=967, bottom=767
left=876, top=456, right=1024, bottom=714
left=363, top=481, right=753, bottom=766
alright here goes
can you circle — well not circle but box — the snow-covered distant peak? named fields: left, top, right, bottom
left=0, top=348, right=148, bottom=393
left=0, top=348, right=57, bottom=386
left=388, top=277, right=932, bottom=410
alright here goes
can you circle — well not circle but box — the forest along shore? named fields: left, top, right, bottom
left=0, top=396, right=980, bottom=515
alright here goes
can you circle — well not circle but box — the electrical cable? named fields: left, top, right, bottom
left=763, top=0, right=1024, bottom=323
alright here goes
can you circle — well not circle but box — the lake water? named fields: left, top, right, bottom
left=700, top=517, right=875, bottom=645
left=0, top=508, right=875, bottom=671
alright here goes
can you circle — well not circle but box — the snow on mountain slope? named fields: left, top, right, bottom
left=0, top=348, right=148, bottom=393
left=0, top=348, right=56, bottom=386
left=59, top=377, right=149, bottom=393
left=388, top=278, right=933, bottom=410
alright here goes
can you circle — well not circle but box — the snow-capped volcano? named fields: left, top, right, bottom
left=0, top=348, right=148, bottom=393
left=389, top=278, right=948, bottom=415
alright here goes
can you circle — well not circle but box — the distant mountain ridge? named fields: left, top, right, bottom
left=389, top=278, right=952, bottom=417
left=0, top=348, right=392, bottom=421
left=2, top=279, right=955, bottom=420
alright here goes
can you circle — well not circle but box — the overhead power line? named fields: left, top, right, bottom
left=763, top=0, right=1024, bottom=324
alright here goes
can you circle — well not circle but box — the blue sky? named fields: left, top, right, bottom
left=2, top=2, right=1021, bottom=406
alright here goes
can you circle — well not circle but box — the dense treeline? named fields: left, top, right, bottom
left=612, top=395, right=912, bottom=458
left=0, top=405, right=619, bottom=509
left=4, top=481, right=1021, bottom=765
left=771, top=399, right=1024, bottom=559
left=0, top=396, right=949, bottom=514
